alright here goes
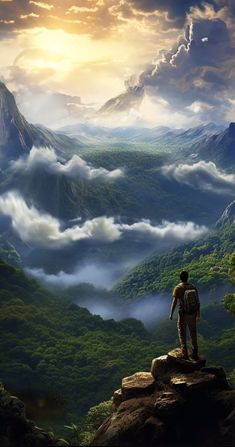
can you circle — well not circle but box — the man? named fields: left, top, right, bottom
left=169, top=271, right=200, bottom=360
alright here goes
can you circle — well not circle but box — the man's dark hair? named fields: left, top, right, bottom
left=180, top=271, right=189, bottom=282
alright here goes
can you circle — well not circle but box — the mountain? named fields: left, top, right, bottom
left=114, top=201, right=235, bottom=300
left=129, top=122, right=224, bottom=146
left=0, top=82, right=83, bottom=164
left=60, top=122, right=224, bottom=147
left=98, top=86, right=144, bottom=115
left=189, top=122, right=235, bottom=169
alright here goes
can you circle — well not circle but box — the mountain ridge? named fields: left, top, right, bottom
left=0, top=82, right=83, bottom=163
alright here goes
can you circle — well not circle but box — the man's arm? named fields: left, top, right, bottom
left=169, top=296, right=177, bottom=320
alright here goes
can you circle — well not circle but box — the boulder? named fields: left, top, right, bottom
left=113, top=389, right=123, bottom=410
left=121, top=372, right=156, bottom=400
left=167, top=348, right=206, bottom=372
left=151, top=355, right=169, bottom=379
left=170, top=371, right=218, bottom=392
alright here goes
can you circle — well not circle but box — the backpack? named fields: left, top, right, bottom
left=180, top=284, right=200, bottom=314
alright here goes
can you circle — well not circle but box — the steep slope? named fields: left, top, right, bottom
left=0, top=82, right=83, bottom=164
left=190, top=122, right=235, bottom=169
left=115, top=201, right=235, bottom=300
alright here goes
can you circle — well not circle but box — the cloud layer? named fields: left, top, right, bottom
left=119, top=219, right=207, bottom=240
left=162, top=161, right=235, bottom=194
left=0, top=191, right=121, bottom=247
left=0, top=191, right=207, bottom=248
left=12, top=147, right=123, bottom=180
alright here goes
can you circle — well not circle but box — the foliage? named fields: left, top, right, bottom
left=223, top=294, right=235, bottom=315
left=0, top=259, right=166, bottom=434
left=0, top=257, right=234, bottom=438
left=223, top=253, right=235, bottom=315
left=65, top=400, right=112, bottom=446
left=115, top=225, right=235, bottom=299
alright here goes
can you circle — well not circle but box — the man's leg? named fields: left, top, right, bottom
left=186, top=313, right=198, bottom=358
left=177, top=312, right=188, bottom=358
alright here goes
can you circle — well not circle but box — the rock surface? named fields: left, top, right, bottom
left=0, top=383, right=68, bottom=447
left=122, top=372, right=155, bottom=400
left=92, top=348, right=235, bottom=446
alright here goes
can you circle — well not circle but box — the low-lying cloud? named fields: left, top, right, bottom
left=79, top=294, right=169, bottom=327
left=0, top=191, right=121, bottom=247
left=12, top=146, right=123, bottom=180
left=26, top=264, right=170, bottom=326
left=0, top=191, right=207, bottom=248
left=119, top=219, right=207, bottom=240
left=26, top=262, right=131, bottom=290
left=162, top=161, right=235, bottom=194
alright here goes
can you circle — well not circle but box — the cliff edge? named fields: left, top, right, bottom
left=92, top=348, right=235, bottom=446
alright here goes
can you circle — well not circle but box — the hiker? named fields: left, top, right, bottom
left=169, top=271, right=200, bottom=360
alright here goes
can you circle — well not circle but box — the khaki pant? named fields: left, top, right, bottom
left=177, top=312, right=198, bottom=355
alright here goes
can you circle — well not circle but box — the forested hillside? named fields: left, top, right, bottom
left=115, top=208, right=235, bottom=300
left=0, top=257, right=234, bottom=437
left=0, top=259, right=166, bottom=431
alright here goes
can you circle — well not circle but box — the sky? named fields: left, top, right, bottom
left=0, top=0, right=235, bottom=127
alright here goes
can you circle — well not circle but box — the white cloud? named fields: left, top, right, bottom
left=0, top=191, right=121, bottom=247
left=0, top=191, right=207, bottom=248
left=162, top=161, right=235, bottom=194
left=12, top=146, right=123, bottom=180
left=118, top=219, right=207, bottom=240
left=186, top=101, right=213, bottom=114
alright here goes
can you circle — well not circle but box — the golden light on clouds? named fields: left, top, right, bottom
left=29, top=1, right=54, bottom=11
left=0, top=0, right=189, bottom=123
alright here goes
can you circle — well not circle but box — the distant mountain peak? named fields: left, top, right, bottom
left=98, top=86, right=144, bottom=115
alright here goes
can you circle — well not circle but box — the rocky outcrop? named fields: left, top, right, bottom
left=92, top=349, right=235, bottom=446
left=0, top=384, right=68, bottom=446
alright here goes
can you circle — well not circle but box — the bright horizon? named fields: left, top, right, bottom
left=1, top=1, right=235, bottom=127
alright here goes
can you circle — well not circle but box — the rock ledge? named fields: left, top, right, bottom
left=92, top=348, right=234, bottom=446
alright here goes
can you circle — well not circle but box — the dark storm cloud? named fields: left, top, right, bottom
left=101, top=2, right=235, bottom=122
left=138, top=16, right=235, bottom=119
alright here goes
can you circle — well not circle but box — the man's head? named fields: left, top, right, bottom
left=180, top=271, right=189, bottom=283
